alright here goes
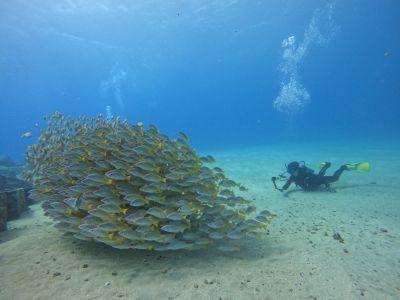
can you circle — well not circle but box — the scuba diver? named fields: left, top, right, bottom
left=271, top=161, right=371, bottom=192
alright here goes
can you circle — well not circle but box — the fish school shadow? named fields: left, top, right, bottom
left=64, top=234, right=285, bottom=269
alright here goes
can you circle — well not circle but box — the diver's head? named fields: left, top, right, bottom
left=287, top=161, right=300, bottom=176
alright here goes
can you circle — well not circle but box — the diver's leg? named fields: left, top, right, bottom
left=318, top=162, right=331, bottom=176
left=323, top=165, right=347, bottom=184
left=305, top=176, right=325, bottom=190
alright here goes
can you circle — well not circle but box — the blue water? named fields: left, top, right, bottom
left=0, top=0, right=399, bottom=161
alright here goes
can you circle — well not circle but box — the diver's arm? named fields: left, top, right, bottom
left=281, top=178, right=293, bottom=191
left=272, top=176, right=293, bottom=192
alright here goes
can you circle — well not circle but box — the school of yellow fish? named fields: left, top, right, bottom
left=24, top=112, right=274, bottom=251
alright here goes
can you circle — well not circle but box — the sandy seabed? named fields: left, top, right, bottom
left=1, top=142, right=399, bottom=300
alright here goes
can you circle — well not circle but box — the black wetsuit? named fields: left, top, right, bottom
left=282, top=164, right=347, bottom=191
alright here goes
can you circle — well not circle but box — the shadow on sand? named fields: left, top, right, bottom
left=53, top=231, right=287, bottom=273
left=282, top=182, right=399, bottom=197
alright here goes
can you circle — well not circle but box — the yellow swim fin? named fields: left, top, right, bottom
left=345, top=162, right=371, bottom=172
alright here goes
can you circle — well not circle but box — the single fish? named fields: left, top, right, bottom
left=207, top=220, right=225, bottom=229
left=131, top=217, right=155, bottom=226
left=140, top=184, right=160, bottom=194
left=227, top=230, right=243, bottom=240
left=182, top=232, right=201, bottom=241
left=220, top=179, right=237, bottom=188
left=166, top=212, right=184, bottom=221
left=166, top=240, right=191, bottom=250
left=213, top=167, right=224, bottom=173
left=50, top=202, right=70, bottom=213
left=85, top=173, right=105, bottom=183
left=21, top=131, right=33, bottom=138
left=196, top=195, right=213, bottom=204
left=146, top=207, right=167, bottom=219
left=127, top=168, right=145, bottom=177
left=88, top=209, right=111, bottom=219
left=98, top=222, right=121, bottom=232
left=93, top=186, right=115, bottom=198
left=200, top=155, right=215, bottom=163
left=98, top=203, right=121, bottom=213
left=135, top=161, right=155, bottom=172
left=209, top=231, right=225, bottom=240
left=259, top=210, right=276, bottom=218
left=142, top=173, right=163, bottom=183
left=129, top=198, right=146, bottom=207
left=90, top=227, right=109, bottom=238
left=166, top=173, right=181, bottom=181
left=108, top=159, right=129, bottom=170
left=161, top=222, right=187, bottom=233
left=83, top=215, right=103, bottom=226
left=64, top=216, right=82, bottom=225
left=238, top=185, right=248, bottom=192
left=119, top=229, right=143, bottom=240
left=105, top=169, right=126, bottom=181
left=178, top=131, right=189, bottom=142
left=47, top=209, right=63, bottom=218
left=63, top=197, right=82, bottom=209
left=146, top=194, right=166, bottom=204
left=78, top=224, right=95, bottom=232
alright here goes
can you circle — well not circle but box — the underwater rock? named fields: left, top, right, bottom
left=0, top=155, right=23, bottom=179
left=0, top=157, right=37, bottom=232
left=332, top=232, right=344, bottom=243
left=0, top=158, right=32, bottom=223
left=0, top=155, right=15, bottom=167
left=24, top=112, right=275, bottom=251
left=2, top=188, right=27, bottom=220
left=0, top=175, right=31, bottom=196
left=0, top=201, right=6, bottom=231
left=0, top=187, right=32, bottom=231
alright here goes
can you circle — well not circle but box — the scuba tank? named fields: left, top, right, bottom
left=298, top=161, right=314, bottom=175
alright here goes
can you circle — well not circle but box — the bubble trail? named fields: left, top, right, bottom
left=273, top=3, right=337, bottom=116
